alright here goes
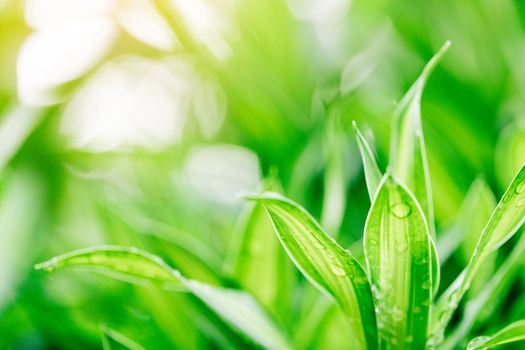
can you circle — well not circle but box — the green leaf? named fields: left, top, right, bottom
left=34, top=246, right=184, bottom=290
left=226, top=177, right=294, bottom=316
left=459, top=179, right=497, bottom=297
left=458, top=179, right=498, bottom=261
left=437, top=178, right=496, bottom=265
left=430, top=163, right=525, bottom=346
left=247, top=193, right=377, bottom=350
left=35, top=246, right=291, bottom=350
left=101, top=325, right=146, bottom=350
left=353, top=121, right=382, bottom=201
left=467, top=320, right=525, bottom=350
left=321, top=115, right=347, bottom=236
left=364, top=175, right=433, bottom=349
left=389, top=40, right=451, bottom=240
left=389, top=42, right=450, bottom=298
left=443, top=234, right=525, bottom=350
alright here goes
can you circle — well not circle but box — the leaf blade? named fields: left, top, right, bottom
left=35, top=246, right=291, bottom=350
left=431, top=163, right=525, bottom=346
left=353, top=121, right=382, bottom=201
left=389, top=40, right=451, bottom=240
left=364, top=175, right=433, bottom=349
left=467, top=320, right=525, bottom=350
left=247, top=193, right=377, bottom=350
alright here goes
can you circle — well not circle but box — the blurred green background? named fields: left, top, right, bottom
left=0, top=0, right=524, bottom=349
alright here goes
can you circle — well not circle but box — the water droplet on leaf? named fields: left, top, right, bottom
left=330, top=265, right=346, bottom=276
left=515, top=181, right=525, bottom=194
left=391, top=307, right=404, bottom=321
left=467, top=336, right=490, bottom=350
left=390, top=202, right=412, bottom=218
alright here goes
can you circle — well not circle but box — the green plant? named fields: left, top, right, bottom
left=35, top=42, right=525, bottom=349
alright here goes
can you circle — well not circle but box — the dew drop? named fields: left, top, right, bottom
left=426, top=333, right=444, bottom=348
left=467, top=336, right=490, bottom=350
left=369, top=239, right=378, bottom=245
left=516, top=198, right=524, bottom=207
left=405, top=335, right=413, bottom=344
left=415, top=255, right=429, bottom=265
left=390, top=202, right=412, bottom=218
left=448, top=291, right=460, bottom=307
left=313, top=241, right=326, bottom=250
left=422, top=278, right=431, bottom=290
left=371, top=285, right=382, bottom=299
left=516, top=181, right=525, bottom=194
left=439, top=311, right=449, bottom=324
left=391, top=307, right=404, bottom=321
left=331, top=265, right=347, bottom=276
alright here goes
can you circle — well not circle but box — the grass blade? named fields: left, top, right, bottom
left=101, top=325, right=146, bottom=350
left=443, top=234, right=525, bottom=349
left=226, top=175, right=293, bottom=317
left=467, top=320, right=525, bottom=350
left=321, top=116, right=347, bottom=235
left=437, top=178, right=496, bottom=265
left=389, top=40, right=451, bottom=240
left=35, top=246, right=291, bottom=350
left=247, top=193, right=377, bottom=350
left=364, top=174, right=433, bottom=349
left=35, top=246, right=183, bottom=289
left=389, top=42, right=450, bottom=298
left=430, top=163, right=525, bottom=346
left=353, top=121, right=382, bottom=201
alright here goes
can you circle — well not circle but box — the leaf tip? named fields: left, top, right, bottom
left=241, top=193, right=263, bottom=202
left=242, top=191, right=284, bottom=202
left=34, top=258, right=58, bottom=272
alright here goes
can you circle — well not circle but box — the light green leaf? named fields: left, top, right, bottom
left=364, top=175, right=433, bottom=349
left=247, top=193, right=377, bottom=350
left=459, top=179, right=497, bottom=297
left=430, top=163, right=525, bottom=347
left=35, top=246, right=184, bottom=290
left=226, top=177, right=293, bottom=316
left=0, top=170, right=42, bottom=310
left=353, top=121, right=382, bottom=201
left=389, top=40, right=451, bottom=240
left=35, top=246, right=291, bottom=350
left=459, top=178, right=498, bottom=261
left=443, top=234, right=525, bottom=350
left=101, top=325, right=146, bottom=350
left=321, top=115, right=347, bottom=236
left=389, top=42, right=450, bottom=298
left=437, top=178, right=496, bottom=265
left=467, top=320, right=525, bottom=350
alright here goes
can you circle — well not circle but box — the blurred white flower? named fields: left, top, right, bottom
left=25, top=0, right=115, bottom=28
left=116, top=0, right=179, bottom=51
left=181, top=145, right=261, bottom=204
left=171, top=0, right=234, bottom=60
left=61, top=56, right=226, bottom=151
left=18, top=0, right=176, bottom=106
left=17, top=17, right=117, bottom=105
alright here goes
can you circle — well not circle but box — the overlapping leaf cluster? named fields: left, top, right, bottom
left=35, top=42, right=525, bottom=349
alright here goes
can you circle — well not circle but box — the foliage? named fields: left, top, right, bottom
left=1, top=0, right=525, bottom=349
